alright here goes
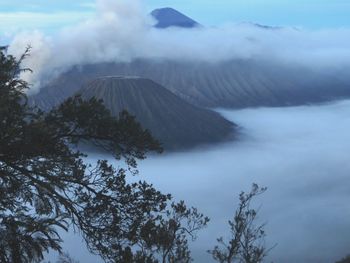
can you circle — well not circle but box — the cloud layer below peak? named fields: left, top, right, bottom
left=6, top=0, right=350, bottom=93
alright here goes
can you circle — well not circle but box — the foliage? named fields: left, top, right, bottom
left=0, top=47, right=208, bottom=263
left=336, top=255, right=350, bottom=263
left=208, top=184, right=271, bottom=263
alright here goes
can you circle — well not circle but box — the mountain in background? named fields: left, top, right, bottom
left=151, top=7, right=201, bottom=28
left=31, top=59, right=350, bottom=110
left=77, top=76, right=235, bottom=150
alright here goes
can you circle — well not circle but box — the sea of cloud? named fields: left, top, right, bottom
left=48, top=99, right=350, bottom=263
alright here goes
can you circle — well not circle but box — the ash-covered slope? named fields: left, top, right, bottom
left=78, top=76, right=234, bottom=150
left=151, top=7, right=200, bottom=28
left=31, top=59, right=350, bottom=110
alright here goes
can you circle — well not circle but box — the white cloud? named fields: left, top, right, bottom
left=6, top=0, right=350, bottom=94
left=137, top=100, right=350, bottom=263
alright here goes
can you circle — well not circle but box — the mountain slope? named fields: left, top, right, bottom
left=77, top=76, right=235, bottom=150
left=31, top=59, right=350, bottom=110
left=151, top=7, right=200, bottom=28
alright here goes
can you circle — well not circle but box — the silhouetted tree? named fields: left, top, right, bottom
left=336, top=255, right=350, bottom=263
left=0, top=47, right=208, bottom=263
left=208, top=184, right=271, bottom=263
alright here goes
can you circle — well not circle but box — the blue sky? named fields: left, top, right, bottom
left=0, top=0, right=349, bottom=35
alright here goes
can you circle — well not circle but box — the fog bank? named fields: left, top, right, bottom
left=51, top=99, right=350, bottom=263
left=140, top=100, right=350, bottom=263
left=7, top=0, right=350, bottom=93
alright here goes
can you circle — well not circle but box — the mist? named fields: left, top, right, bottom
left=48, top=99, right=350, bottom=263
left=7, top=0, right=350, bottom=93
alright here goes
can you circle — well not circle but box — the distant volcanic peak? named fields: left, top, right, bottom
left=151, top=7, right=200, bottom=29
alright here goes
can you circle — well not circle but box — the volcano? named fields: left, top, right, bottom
left=77, top=76, right=235, bottom=150
left=151, top=7, right=200, bottom=28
